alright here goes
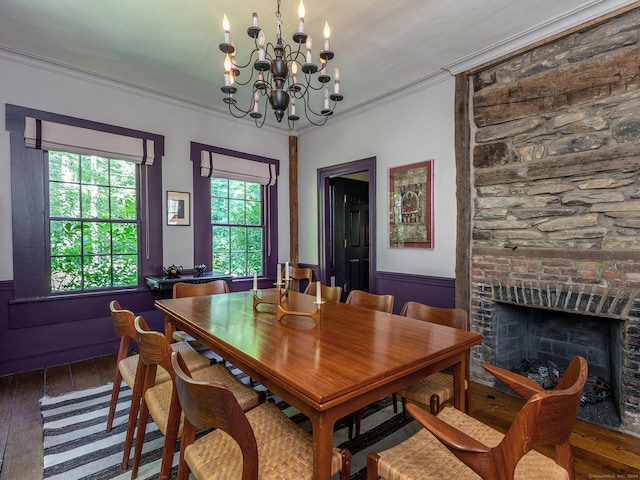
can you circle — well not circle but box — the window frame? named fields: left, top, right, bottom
left=191, top=142, right=279, bottom=285
left=46, top=151, right=141, bottom=293
left=6, top=104, right=164, bottom=327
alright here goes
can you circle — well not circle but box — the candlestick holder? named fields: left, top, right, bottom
left=252, top=289, right=276, bottom=309
left=276, top=290, right=321, bottom=323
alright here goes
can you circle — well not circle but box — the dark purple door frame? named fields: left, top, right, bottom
left=317, top=157, right=377, bottom=292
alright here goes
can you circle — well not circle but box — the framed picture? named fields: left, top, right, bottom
left=166, top=191, right=190, bottom=226
left=389, top=160, right=434, bottom=248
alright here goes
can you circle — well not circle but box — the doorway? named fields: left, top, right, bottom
left=317, top=157, right=377, bottom=297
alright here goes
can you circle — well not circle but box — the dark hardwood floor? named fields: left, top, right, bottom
left=0, top=353, right=639, bottom=479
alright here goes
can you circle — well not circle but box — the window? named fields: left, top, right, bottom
left=211, top=178, right=263, bottom=276
left=6, top=104, right=164, bottom=311
left=48, top=151, right=139, bottom=292
left=191, top=143, right=279, bottom=283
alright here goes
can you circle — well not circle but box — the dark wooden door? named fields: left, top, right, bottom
left=331, top=178, right=369, bottom=300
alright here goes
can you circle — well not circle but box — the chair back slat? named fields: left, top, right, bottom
left=173, top=280, right=229, bottom=298
left=134, top=316, right=174, bottom=375
left=400, top=301, right=468, bottom=330
left=345, top=290, right=394, bottom=313
left=488, top=356, right=588, bottom=479
left=304, top=282, right=342, bottom=302
left=283, top=266, right=313, bottom=292
left=171, top=351, right=259, bottom=480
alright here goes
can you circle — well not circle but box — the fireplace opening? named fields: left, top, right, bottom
left=493, top=302, right=622, bottom=429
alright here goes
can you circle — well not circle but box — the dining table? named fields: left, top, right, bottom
left=155, top=288, right=482, bottom=480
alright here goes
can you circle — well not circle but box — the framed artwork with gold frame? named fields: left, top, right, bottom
left=389, top=160, right=434, bottom=248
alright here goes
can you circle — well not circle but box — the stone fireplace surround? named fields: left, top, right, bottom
left=470, top=249, right=640, bottom=435
left=463, top=7, right=640, bottom=436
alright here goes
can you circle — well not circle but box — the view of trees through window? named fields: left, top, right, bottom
left=211, top=178, right=263, bottom=277
left=48, top=151, right=139, bottom=292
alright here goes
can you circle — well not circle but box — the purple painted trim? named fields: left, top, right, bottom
left=317, top=157, right=377, bottom=290
left=190, top=142, right=280, bottom=282
left=5, top=104, right=165, bottom=156
left=376, top=271, right=456, bottom=314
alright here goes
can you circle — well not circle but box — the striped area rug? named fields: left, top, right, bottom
left=41, top=363, right=421, bottom=479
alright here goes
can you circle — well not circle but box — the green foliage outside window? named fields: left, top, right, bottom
left=211, top=178, right=263, bottom=277
left=48, top=151, right=139, bottom=292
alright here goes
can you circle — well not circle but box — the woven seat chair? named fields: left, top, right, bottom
left=106, top=300, right=211, bottom=433
left=283, top=265, right=313, bottom=292
left=367, top=356, right=588, bottom=480
left=170, top=351, right=352, bottom=480
left=393, top=301, right=470, bottom=416
left=126, top=315, right=265, bottom=480
left=345, top=289, right=394, bottom=313
left=169, top=280, right=230, bottom=343
left=303, top=282, right=342, bottom=302
left=345, top=290, right=394, bottom=443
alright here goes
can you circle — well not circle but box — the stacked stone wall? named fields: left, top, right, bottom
left=469, top=7, right=640, bottom=435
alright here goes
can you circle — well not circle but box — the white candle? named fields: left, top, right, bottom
left=223, top=14, right=230, bottom=44
left=285, top=262, right=290, bottom=280
left=298, top=1, right=305, bottom=33
left=253, top=91, right=259, bottom=113
left=253, top=271, right=258, bottom=291
left=276, top=264, right=282, bottom=284
left=252, top=12, right=258, bottom=27
left=323, top=22, right=330, bottom=51
left=316, top=281, right=322, bottom=303
left=334, top=67, right=340, bottom=95
left=305, top=36, right=312, bottom=64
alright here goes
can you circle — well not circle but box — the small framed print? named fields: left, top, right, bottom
left=166, top=191, right=190, bottom=226
left=389, top=160, right=434, bottom=248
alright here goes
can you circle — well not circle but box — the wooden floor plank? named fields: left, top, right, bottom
left=0, top=369, right=44, bottom=480
left=0, top=375, right=16, bottom=474
left=43, top=363, right=72, bottom=397
left=91, top=353, right=117, bottom=385
left=69, top=357, right=103, bottom=391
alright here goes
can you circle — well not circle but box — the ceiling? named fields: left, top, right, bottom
left=0, top=0, right=634, bottom=131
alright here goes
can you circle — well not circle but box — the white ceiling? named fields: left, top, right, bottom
left=0, top=0, right=635, bottom=131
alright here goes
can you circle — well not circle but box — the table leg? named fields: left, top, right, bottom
left=310, top=410, right=338, bottom=480
left=453, top=352, right=467, bottom=411
left=164, top=314, right=176, bottom=343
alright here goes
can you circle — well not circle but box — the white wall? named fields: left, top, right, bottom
left=297, top=73, right=457, bottom=278
left=0, top=52, right=290, bottom=281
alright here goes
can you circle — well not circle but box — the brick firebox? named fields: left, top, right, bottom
left=470, top=248, right=640, bottom=435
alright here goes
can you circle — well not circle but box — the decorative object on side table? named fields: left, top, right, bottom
left=194, top=264, right=206, bottom=276
left=163, top=265, right=183, bottom=278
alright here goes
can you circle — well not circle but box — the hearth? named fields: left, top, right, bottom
left=492, top=302, right=622, bottom=428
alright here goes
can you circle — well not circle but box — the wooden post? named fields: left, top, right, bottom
left=455, top=73, right=471, bottom=312
left=289, top=135, right=299, bottom=266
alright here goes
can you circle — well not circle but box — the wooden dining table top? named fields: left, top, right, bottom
left=155, top=289, right=482, bottom=410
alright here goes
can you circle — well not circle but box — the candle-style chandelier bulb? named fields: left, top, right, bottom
left=218, top=0, right=344, bottom=129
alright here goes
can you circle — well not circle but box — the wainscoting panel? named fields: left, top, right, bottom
left=375, top=271, right=456, bottom=314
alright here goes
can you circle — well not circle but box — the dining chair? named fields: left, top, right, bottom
left=303, top=282, right=343, bottom=302
left=345, top=290, right=394, bottom=443
left=367, top=356, right=588, bottom=480
left=345, top=289, right=394, bottom=313
left=393, top=301, right=470, bottom=416
left=283, top=265, right=313, bottom=292
left=170, top=280, right=231, bottom=343
left=170, top=350, right=352, bottom=480
left=127, top=315, right=265, bottom=480
left=106, top=300, right=211, bottom=433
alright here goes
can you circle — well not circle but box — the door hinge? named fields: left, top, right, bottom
left=344, top=238, right=347, bottom=248
left=344, top=193, right=347, bottom=204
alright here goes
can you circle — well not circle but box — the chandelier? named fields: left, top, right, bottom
left=219, top=0, right=343, bottom=129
